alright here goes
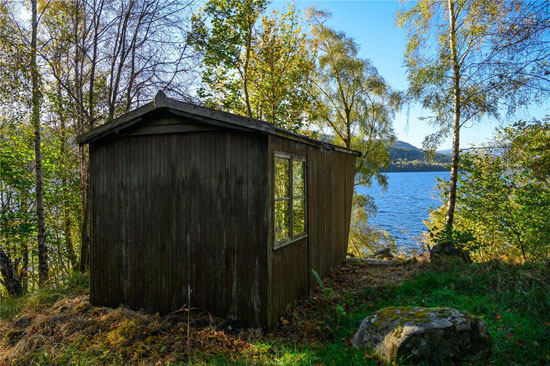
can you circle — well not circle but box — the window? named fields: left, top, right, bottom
left=274, top=153, right=307, bottom=248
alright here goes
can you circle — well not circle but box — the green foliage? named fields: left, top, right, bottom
left=385, top=159, right=449, bottom=172
left=0, top=271, right=89, bottom=321
left=1, top=118, right=81, bottom=294
left=308, top=9, right=400, bottom=189
left=311, top=269, right=336, bottom=300
left=425, top=120, right=550, bottom=262
left=428, top=227, right=477, bottom=253
left=311, top=269, right=324, bottom=290
left=190, top=0, right=314, bottom=131
left=348, top=193, right=399, bottom=257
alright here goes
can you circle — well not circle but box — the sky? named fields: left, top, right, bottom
left=270, top=0, right=550, bottom=149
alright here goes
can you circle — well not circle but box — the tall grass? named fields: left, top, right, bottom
left=0, top=271, right=89, bottom=321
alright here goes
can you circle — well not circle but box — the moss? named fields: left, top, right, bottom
left=392, top=325, right=403, bottom=339
left=373, top=307, right=467, bottom=329
left=105, top=318, right=143, bottom=347
left=374, top=307, right=410, bottom=327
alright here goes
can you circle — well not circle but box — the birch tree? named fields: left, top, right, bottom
left=309, top=9, right=401, bottom=188
left=397, top=0, right=550, bottom=247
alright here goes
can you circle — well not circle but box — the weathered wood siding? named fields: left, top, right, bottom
left=89, top=126, right=270, bottom=326
left=267, top=135, right=356, bottom=327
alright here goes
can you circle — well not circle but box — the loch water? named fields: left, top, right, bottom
left=358, top=171, right=450, bottom=251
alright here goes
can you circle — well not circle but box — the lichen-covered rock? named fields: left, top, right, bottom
left=352, top=306, right=491, bottom=364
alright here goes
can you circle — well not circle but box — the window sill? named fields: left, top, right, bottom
left=273, top=233, right=308, bottom=251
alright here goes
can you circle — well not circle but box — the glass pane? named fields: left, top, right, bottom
left=275, top=200, right=290, bottom=242
left=275, top=157, right=290, bottom=199
left=293, top=160, right=305, bottom=197
left=293, top=198, right=306, bottom=236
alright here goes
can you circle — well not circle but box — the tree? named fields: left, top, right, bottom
left=425, top=119, right=550, bottom=262
left=40, top=0, right=198, bottom=271
left=307, top=9, right=401, bottom=257
left=191, top=0, right=268, bottom=117
left=398, top=0, right=550, bottom=242
left=31, top=0, right=49, bottom=286
left=0, top=245, right=23, bottom=297
left=191, top=0, right=314, bottom=131
left=308, top=9, right=400, bottom=188
left=247, top=4, right=315, bottom=131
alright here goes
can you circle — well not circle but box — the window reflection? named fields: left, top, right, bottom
left=293, top=160, right=305, bottom=198
left=275, top=157, right=289, bottom=199
left=293, top=198, right=305, bottom=236
left=274, top=154, right=307, bottom=246
left=275, top=200, right=290, bottom=242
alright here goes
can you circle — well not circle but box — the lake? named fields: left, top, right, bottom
left=358, top=171, right=450, bottom=251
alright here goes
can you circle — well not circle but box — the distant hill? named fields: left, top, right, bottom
left=392, top=140, right=420, bottom=150
left=386, top=141, right=451, bottom=172
left=318, top=135, right=450, bottom=172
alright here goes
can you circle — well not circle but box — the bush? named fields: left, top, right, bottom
left=425, top=119, right=550, bottom=262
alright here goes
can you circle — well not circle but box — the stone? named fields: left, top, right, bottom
left=352, top=306, right=491, bottom=364
left=430, top=242, right=472, bottom=263
left=372, top=247, right=393, bottom=258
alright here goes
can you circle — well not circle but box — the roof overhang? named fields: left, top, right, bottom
left=77, top=91, right=361, bottom=156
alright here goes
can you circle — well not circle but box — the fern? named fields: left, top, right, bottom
left=311, top=269, right=325, bottom=290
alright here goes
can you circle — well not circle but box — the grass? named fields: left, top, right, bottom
left=0, top=271, right=89, bottom=321
left=1, top=261, right=548, bottom=365
left=362, top=260, right=550, bottom=365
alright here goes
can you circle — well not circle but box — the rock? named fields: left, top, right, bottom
left=430, top=242, right=472, bottom=263
left=352, top=306, right=491, bottom=364
left=372, top=247, right=393, bottom=258
left=345, top=258, right=410, bottom=266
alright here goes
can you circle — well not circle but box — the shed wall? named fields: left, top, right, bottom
left=90, top=129, right=269, bottom=326
left=267, top=135, right=356, bottom=327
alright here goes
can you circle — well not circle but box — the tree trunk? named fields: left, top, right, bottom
left=31, top=0, right=49, bottom=287
left=243, top=16, right=253, bottom=118
left=445, top=0, right=461, bottom=231
left=20, top=240, right=28, bottom=292
left=57, top=79, right=78, bottom=271
left=79, top=155, right=90, bottom=272
left=0, top=246, right=23, bottom=297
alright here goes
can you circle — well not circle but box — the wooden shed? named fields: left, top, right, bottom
left=77, top=91, right=358, bottom=329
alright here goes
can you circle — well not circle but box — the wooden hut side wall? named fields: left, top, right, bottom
left=90, top=128, right=269, bottom=327
left=307, top=144, right=356, bottom=285
left=267, top=135, right=356, bottom=327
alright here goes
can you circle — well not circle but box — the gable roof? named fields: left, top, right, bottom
left=77, top=91, right=360, bottom=156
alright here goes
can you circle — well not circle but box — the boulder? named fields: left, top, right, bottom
left=430, top=242, right=472, bottom=263
left=352, top=306, right=491, bottom=364
left=371, top=247, right=393, bottom=258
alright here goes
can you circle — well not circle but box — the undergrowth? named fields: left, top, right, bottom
left=0, top=271, right=89, bottom=321
left=1, top=261, right=548, bottom=365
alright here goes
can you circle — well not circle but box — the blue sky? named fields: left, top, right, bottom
left=271, top=0, right=550, bottom=149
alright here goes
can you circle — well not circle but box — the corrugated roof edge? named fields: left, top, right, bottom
left=77, top=90, right=361, bottom=156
